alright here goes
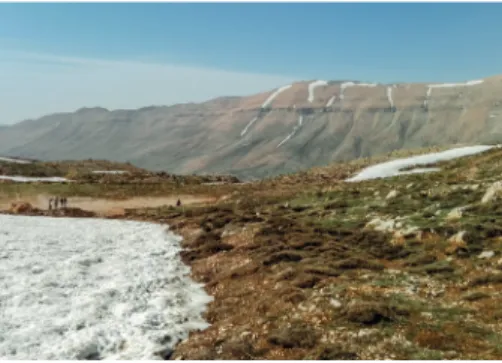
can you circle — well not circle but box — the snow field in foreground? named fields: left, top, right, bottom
left=346, top=145, right=497, bottom=182
left=0, top=215, right=213, bottom=360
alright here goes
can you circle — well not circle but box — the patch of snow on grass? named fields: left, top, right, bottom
left=277, top=115, right=303, bottom=148
left=0, top=175, right=69, bottom=182
left=0, top=157, right=31, bottom=164
left=307, top=80, right=328, bottom=103
left=240, top=116, right=258, bottom=137
left=92, top=170, right=128, bottom=175
left=261, top=84, right=292, bottom=108
left=0, top=215, right=213, bottom=360
left=346, top=145, right=495, bottom=182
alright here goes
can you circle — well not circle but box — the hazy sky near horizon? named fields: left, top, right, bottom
left=1, top=2, right=502, bottom=124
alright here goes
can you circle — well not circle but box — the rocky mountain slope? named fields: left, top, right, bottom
left=2, top=75, right=502, bottom=179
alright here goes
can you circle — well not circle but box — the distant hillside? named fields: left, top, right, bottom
left=2, top=75, right=502, bottom=179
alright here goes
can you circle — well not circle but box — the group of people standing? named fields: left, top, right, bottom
left=48, top=196, right=68, bottom=210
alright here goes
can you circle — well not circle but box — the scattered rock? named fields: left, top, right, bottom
left=481, top=181, right=502, bottom=204
left=330, top=299, right=342, bottom=309
left=221, top=224, right=241, bottom=238
left=448, top=231, right=467, bottom=245
left=446, top=208, right=463, bottom=220
left=366, top=217, right=395, bottom=232
left=386, top=190, right=399, bottom=200
left=478, top=250, right=495, bottom=259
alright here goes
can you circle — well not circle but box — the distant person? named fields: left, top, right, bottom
left=54, top=196, right=59, bottom=209
left=48, top=197, right=53, bottom=211
left=176, top=199, right=182, bottom=207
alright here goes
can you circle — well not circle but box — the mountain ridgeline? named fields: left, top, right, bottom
left=2, top=76, right=502, bottom=180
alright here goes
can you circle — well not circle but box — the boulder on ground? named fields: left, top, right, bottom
left=481, top=181, right=502, bottom=204
left=9, top=202, right=33, bottom=214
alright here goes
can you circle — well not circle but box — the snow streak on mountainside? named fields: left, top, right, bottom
left=307, top=80, right=328, bottom=103
left=339, top=82, right=377, bottom=100
left=423, top=79, right=484, bottom=108
left=240, top=84, right=293, bottom=137
left=277, top=115, right=303, bottom=148
left=326, top=96, right=336, bottom=107
left=261, top=84, right=292, bottom=108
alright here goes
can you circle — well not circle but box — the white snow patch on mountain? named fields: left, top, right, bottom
left=0, top=215, right=213, bottom=360
left=424, top=79, right=484, bottom=108
left=326, top=96, right=336, bottom=107
left=339, top=82, right=378, bottom=100
left=307, top=80, right=328, bottom=103
left=346, top=145, right=496, bottom=182
left=277, top=115, right=303, bottom=148
left=387, top=87, right=394, bottom=109
left=261, top=84, right=292, bottom=108
left=240, top=116, right=259, bottom=137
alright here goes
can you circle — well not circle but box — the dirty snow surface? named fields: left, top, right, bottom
left=346, top=145, right=496, bottom=182
left=0, top=175, right=69, bottom=182
left=0, top=215, right=213, bottom=360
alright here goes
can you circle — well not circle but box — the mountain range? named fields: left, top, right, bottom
left=1, top=75, right=502, bottom=180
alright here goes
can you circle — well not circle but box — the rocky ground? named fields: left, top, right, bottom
left=5, top=146, right=502, bottom=359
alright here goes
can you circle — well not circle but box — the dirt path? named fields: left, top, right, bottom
left=0, top=194, right=216, bottom=216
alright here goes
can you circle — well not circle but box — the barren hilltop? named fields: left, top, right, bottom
left=2, top=75, right=502, bottom=179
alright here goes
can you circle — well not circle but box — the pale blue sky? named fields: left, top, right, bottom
left=1, top=3, right=501, bottom=124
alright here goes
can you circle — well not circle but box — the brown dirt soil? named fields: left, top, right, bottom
left=0, top=194, right=216, bottom=216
